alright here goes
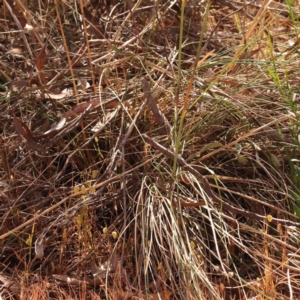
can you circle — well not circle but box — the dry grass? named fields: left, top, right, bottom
left=1, top=0, right=300, bottom=299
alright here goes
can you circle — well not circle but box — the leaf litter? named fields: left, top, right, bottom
left=1, top=1, right=300, bottom=299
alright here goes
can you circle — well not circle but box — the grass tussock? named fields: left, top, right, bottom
left=1, top=0, right=300, bottom=299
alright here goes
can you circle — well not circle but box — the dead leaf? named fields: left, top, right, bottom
left=90, top=260, right=111, bottom=279
left=43, top=118, right=66, bottom=135
left=35, top=44, right=47, bottom=84
left=142, top=78, right=170, bottom=135
left=64, top=102, right=94, bottom=118
left=10, top=80, right=28, bottom=92
left=35, top=239, right=44, bottom=259
left=64, top=99, right=120, bottom=118
left=10, top=47, right=23, bottom=55
left=83, top=7, right=103, bottom=38
left=52, top=274, right=84, bottom=286
left=91, top=111, right=117, bottom=132
left=26, top=139, right=46, bottom=154
left=13, top=116, right=32, bottom=141
left=44, top=91, right=69, bottom=100
left=52, top=274, right=102, bottom=287
left=13, top=116, right=46, bottom=153
left=24, top=24, right=47, bottom=32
